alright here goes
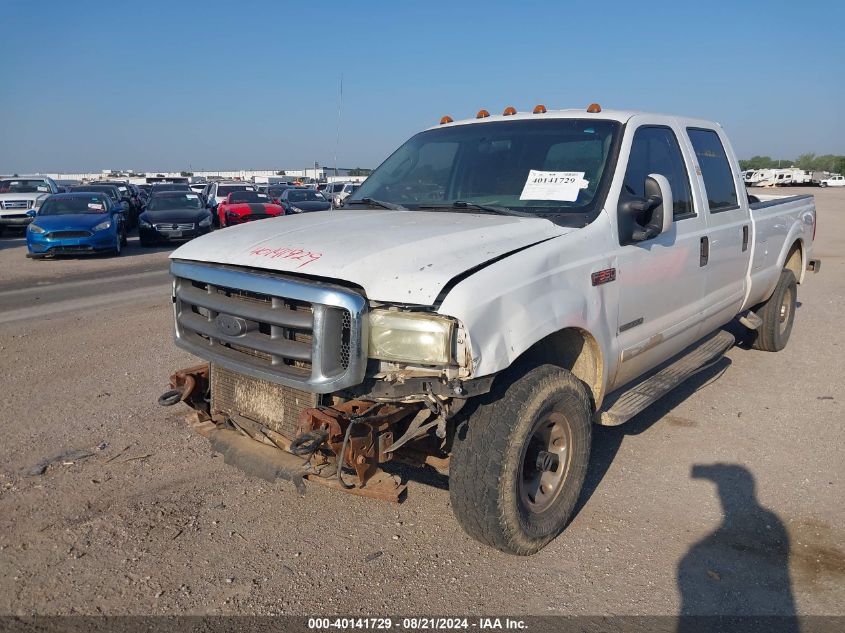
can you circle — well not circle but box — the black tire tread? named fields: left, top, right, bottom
left=449, top=364, right=591, bottom=555
left=752, top=269, right=796, bottom=352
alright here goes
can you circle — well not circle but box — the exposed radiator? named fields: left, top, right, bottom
left=210, top=364, right=318, bottom=439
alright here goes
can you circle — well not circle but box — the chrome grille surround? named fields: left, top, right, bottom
left=154, top=222, right=195, bottom=231
left=171, top=260, right=368, bottom=394
left=1, top=200, right=31, bottom=210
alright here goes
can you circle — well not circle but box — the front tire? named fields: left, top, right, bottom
left=449, top=364, right=592, bottom=555
left=752, top=269, right=797, bottom=352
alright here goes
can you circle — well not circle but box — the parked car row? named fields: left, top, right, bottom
left=4, top=174, right=348, bottom=259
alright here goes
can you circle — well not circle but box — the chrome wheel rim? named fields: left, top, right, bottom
left=519, top=412, right=572, bottom=514
left=779, top=285, right=793, bottom=336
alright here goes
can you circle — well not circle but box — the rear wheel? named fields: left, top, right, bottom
left=752, top=269, right=797, bottom=352
left=449, top=364, right=592, bottom=555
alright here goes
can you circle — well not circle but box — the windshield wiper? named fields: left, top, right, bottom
left=418, top=201, right=538, bottom=218
left=345, top=197, right=407, bottom=211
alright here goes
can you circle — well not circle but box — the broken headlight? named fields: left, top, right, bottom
left=368, top=310, right=455, bottom=365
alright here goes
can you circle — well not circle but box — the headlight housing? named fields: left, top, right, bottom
left=92, top=220, right=112, bottom=232
left=139, top=218, right=152, bottom=228
left=198, top=216, right=212, bottom=228
left=28, top=223, right=45, bottom=234
left=33, top=195, right=48, bottom=210
left=368, top=310, right=455, bottom=365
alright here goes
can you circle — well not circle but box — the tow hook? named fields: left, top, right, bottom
left=158, top=389, right=183, bottom=406
left=158, top=363, right=210, bottom=413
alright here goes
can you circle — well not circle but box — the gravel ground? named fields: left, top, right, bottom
left=0, top=188, right=842, bottom=617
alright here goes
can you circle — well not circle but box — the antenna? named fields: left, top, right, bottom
left=334, top=74, right=343, bottom=178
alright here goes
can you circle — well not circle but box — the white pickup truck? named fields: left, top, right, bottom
left=0, top=176, right=61, bottom=235
left=161, top=105, right=819, bottom=555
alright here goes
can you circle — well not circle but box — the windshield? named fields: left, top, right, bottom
left=39, top=195, right=108, bottom=215
left=286, top=190, right=326, bottom=203
left=148, top=193, right=204, bottom=210
left=218, top=185, right=253, bottom=197
left=229, top=191, right=269, bottom=203
left=153, top=184, right=190, bottom=192
left=347, top=119, right=620, bottom=217
left=71, top=186, right=119, bottom=201
left=268, top=186, right=290, bottom=196
left=0, top=179, right=51, bottom=193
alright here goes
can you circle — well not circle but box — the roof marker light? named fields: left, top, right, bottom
left=533, top=104, right=547, bottom=114
left=587, top=103, right=602, bottom=113
left=440, top=115, right=453, bottom=125
left=503, top=106, right=517, bottom=116
left=476, top=109, right=490, bottom=119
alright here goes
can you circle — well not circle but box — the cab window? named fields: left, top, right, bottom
left=687, top=128, right=739, bottom=212
left=622, top=126, right=694, bottom=219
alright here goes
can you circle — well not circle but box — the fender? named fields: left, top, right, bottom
left=437, top=216, right=618, bottom=406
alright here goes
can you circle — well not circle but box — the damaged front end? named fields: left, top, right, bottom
left=160, top=363, right=465, bottom=502
left=162, top=261, right=493, bottom=501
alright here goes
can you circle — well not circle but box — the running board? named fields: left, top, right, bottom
left=599, top=330, right=735, bottom=426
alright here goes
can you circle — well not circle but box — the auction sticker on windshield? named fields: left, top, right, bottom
left=520, top=170, right=588, bottom=202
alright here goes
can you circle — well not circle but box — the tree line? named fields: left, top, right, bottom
left=740, top=153, right=845, bottom=175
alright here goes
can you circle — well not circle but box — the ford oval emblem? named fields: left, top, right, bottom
left=215, top=314, right=247, bottom=337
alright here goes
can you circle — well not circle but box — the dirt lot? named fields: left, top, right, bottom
left=0, top=188, right=843, bottom=617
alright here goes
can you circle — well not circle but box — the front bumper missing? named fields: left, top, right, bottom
left=161, top=363, right=413, bottom=502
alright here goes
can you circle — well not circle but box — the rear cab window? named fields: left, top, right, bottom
left=687, top=128, right=739, bottom=212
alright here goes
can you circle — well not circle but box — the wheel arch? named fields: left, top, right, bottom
left=780, top=237, right=805, bottom=284
left=515, top=327, right=605, bottom=411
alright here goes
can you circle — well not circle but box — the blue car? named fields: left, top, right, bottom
left=26, top=192, right=128, bottom=258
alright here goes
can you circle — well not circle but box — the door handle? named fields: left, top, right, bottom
left=700, top=236, right=709, bottom=267
left=742, top=225, right=749, bottom=252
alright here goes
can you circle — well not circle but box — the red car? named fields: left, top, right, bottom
left=217, top=191, right=285, bottom=227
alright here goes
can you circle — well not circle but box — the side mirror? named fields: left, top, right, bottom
left=619, top=174, right=673, bottom=244
left=26, top=209, right=37, bottom=218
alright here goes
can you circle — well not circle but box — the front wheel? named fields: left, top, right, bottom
left=112, top=233, right=123, bottom=257
left=820, top=183, right=827, bottom=188
left=752, top=269, right=797, bottom=352
left=449, top=364, right=592, bottom=555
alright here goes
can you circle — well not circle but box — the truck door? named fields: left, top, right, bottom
left=685, top=128, right=752, bottom=335
left=613, top=124, right=709, bottom=389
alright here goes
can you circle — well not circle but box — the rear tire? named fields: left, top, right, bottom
left=752, top=269, right=797, bottom=352
left=449, top=364, right=592, bottom=555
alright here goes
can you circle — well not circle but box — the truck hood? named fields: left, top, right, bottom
left=0, top=192, right=42, bottom=200
left=171, top=209, right=572, bottom=304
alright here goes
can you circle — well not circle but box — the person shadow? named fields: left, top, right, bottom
left=677, top=463, right=798, bottom=633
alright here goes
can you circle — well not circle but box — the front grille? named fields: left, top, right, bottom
left=49, top=245, right=94, bottom=253
left=211, top=364, right=317, bottom=439
left=154, top=222, right=195, bottom=231
left=242, top=214, right=274, bottom=221
left=172, top=261, right=367, bottom=394
left=46, top=231, right=92, bottom=239
left=1, top=200, right=30, bottom=210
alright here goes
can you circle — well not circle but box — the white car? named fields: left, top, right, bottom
left=163, top=105, right=818, bottom=554
left=0, top=176, right=61, bottom=235
left=819, top=175, right=845, bottom=187
left=202, top=181, right=256, bottom=211
left=324, top=182, right=359, bottom=208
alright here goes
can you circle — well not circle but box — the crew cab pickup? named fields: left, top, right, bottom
left=161, top=105, right=819, bottom=555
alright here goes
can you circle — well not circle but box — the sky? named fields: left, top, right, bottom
left=1, top=0, right=843, bottom=174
